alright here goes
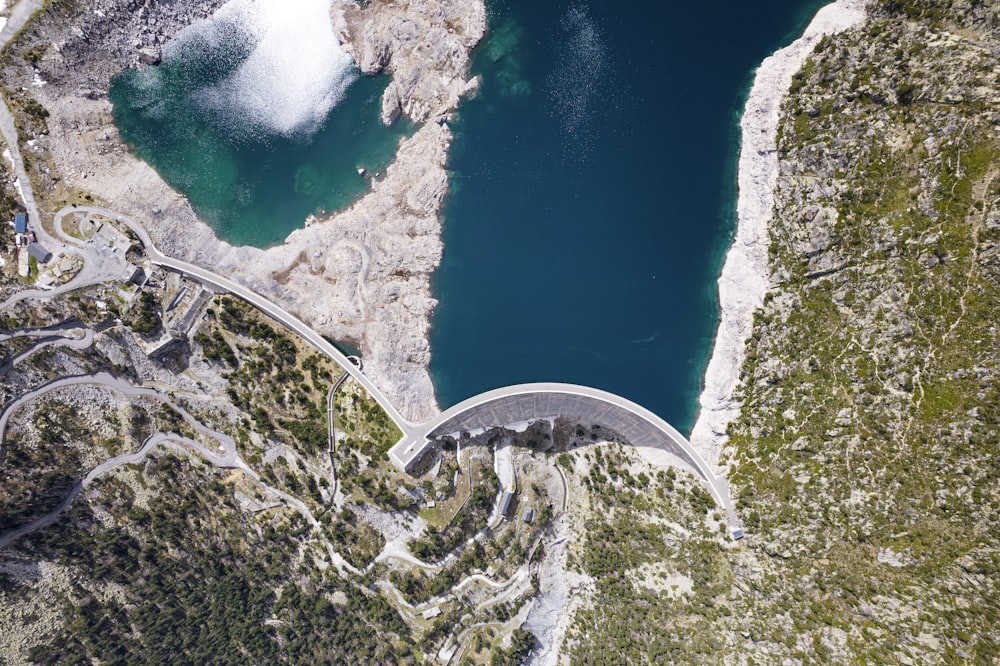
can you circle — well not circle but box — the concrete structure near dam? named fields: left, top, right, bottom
left=52, top=208, right=741, bottom=537
left=390, top=383, right=742, bottom=535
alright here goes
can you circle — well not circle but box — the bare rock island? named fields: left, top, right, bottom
left=7, top=0, right=486, bottom=422
left=340, top=0, right=485, bottom=125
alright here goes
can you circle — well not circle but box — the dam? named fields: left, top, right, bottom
left=390, top=382, right=742, bottom=535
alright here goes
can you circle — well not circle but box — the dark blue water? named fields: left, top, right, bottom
left=430, top=0, right=829, bottom=431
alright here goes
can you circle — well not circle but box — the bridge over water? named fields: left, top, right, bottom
left=390, top=383, right=741, bottom=534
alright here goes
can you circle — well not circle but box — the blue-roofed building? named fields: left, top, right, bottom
left=13, top=213, right=27, bottom=234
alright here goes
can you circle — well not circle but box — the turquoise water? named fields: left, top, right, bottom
left=110, top=31, right=412, bottom=248
left=429, top=0, right=831, bottom=431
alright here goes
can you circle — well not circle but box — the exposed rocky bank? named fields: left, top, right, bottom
left=689, top=0, right=866, bottom=467
left=3, top=0, right=486, bottom=422
left=695, top=0, right=1000, bottom=661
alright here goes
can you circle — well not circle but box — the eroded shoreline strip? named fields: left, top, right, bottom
left=688, top=0, right=868, bottom=467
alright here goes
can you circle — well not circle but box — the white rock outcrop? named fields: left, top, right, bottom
left=340, top=0, right=486, bottom=124
left=689, top=0, right=867, bottom=466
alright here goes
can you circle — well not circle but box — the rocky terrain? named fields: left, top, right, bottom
left=10, top=0, right=226, bottom=85
left=690, top=0, right=999, bottom=661
left=340, top=0, right=484, bottom=125
left=690, top=0, right=866, bottom=467
left=5, top=0, right=1000, bottom=662
left=0, top=274, right=547, bottom=663
left=1, top=0, right=486, bottom=422
left=547, top=0, right=1000, bottom=662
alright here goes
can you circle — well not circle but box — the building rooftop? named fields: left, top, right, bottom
left=27, top=243, right=52, bottom=264
left=498, top=490, right=515, bottom=516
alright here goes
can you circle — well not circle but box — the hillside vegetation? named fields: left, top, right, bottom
left=555, top=1, right=1000, bottom=662
left=724, top=0, right=1000, bottom=661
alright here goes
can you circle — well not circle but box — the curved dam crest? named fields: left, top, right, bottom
left=391, top=382, right=741, bottom=534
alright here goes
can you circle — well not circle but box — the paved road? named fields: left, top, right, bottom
left=0, top=365, right=388, bottom=580
left=327, top=371, right=350, bottom=453
left=0, top=232, right=127, bottom=311
left=0, top=346, right=394, bottom=577
left=0, top=431, right=235, bottom=550
left=0, top=325, right=93, bottom=378
left=390, top=382, right=741, bottom=533
left=53, top=205, right=415, bottom=436
left=0, top=371, right=236, bottom=461
left=0, top=319, right=88, bottom=342
left=326, top=371, right=350, bottom=497
left=0, top=371, right=239, bottom=549
left=0, top=0, right=45, bottom=47
left=554, top=462, right=568, bottom=515
left=0, top=369, right=333, bottom=552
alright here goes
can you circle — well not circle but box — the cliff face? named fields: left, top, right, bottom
left=3, top=0, right=485, bottom=421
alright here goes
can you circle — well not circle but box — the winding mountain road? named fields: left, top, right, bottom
left=0, top=371, right=240, bottom=549
left=53, top=205, right=415, bottom=436
left=0, top=325, right=93, bottom=379
left=0, top=367, right=379, bottom=580
left=0, top=368, right=366, bottom=563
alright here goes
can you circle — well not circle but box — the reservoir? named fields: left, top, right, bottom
left=110, top=0, right=831, bottom=431
left=429, top=0, right=830, bottom=431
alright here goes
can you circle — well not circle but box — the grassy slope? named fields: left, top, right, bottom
left=725, top=1, right=1000, bottom=662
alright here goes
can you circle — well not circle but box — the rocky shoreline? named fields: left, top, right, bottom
left=5, top=0, right=485, bottom=422
left=688, top=0, right=867, bottom=467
